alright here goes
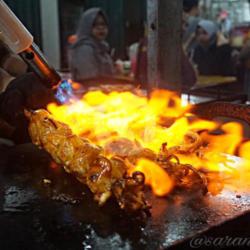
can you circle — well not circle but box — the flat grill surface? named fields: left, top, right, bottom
left=0, top=144, right=250, bottom=250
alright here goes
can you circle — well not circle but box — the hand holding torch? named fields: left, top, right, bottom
left=0, top=0, right=61, bottom=88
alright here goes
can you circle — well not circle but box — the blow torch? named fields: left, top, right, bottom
left=0, top=0, right=67, bottom=92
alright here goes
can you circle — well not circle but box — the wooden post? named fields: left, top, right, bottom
left=40, top=0, right=61, bottom=69
left=147, top=0, right=182, bottom=91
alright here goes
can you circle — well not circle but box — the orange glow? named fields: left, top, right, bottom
left=71, top=82, right=82, bottom=90
left=47, top=88, right=250, bottom=196
left=48, top=90, right=190, bottom=151
left=239, top=141, right=250, bottom=161
left=132, top=158, right=173, bottom=196
left=50, top=161, right=58, bottom=169
left=200, top=122, right=243, bottom=155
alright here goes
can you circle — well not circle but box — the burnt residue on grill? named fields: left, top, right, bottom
left=191, top=102, right=250, bottom=126
left=0, top=144, right=250, bottom=250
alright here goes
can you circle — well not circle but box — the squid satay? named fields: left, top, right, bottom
left=24, top=109, right=149, bottom=213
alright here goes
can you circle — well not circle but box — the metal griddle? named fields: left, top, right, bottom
left=0, top=143, right=250, bottom=250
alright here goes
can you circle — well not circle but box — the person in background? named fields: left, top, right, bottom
left=134, top=35, right=147, bottom=87
left=183, top=0, right=201, bottom=56
left=193, top=20, right=235, bottom=76
left=69, top=8, right=115, bottom=82
left=67, top=34, right=78, bottom=46
left=238, top=42, right=250, bottom=101
left=134, top=28, right=196, bottom=91
left=217, top=10, right=232, bottom=38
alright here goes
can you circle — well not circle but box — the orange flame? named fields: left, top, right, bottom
left=132, top=158, right=173, bottom=196
left=47, top=89, right=250, bottom=196
left=239, top=141, right=250, bottom=161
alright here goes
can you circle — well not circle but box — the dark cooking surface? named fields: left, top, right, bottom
left=0, top=144, right=250, bottom=250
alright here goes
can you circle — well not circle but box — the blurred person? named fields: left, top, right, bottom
left=238, top=43, right=250, bottom=101
left=183, top=0, right=201, bottom=56
left=67, top=34, right=78, bottom=45
left=134, top=36, right=147, bottom=87
left=217, top=10, right=232, bottom=38
left=128, top=42, right=139, bottom=78
left=69, top=8, right=115, bottom=82
left=193, top=20, right=235, bottom=76
left=134, top=32, right=196, bottom=90
left=183, top=0, right=200, bottom=17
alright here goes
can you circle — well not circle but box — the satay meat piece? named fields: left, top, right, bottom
left=25, top=109, right=149, bottom=213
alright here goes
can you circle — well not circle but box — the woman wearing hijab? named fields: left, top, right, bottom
left=69, top=8, right=115, bottom=82
left=193, top=20, right=235, bottom=76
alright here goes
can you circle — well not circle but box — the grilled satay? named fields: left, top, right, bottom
left=104, top=137, right=208, bottom=195
left=24, top=109, right=149, bottom=213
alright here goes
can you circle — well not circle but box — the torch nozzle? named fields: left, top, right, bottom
left=20, top=43, right=61, bottom=88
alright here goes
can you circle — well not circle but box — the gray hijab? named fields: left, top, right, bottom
left=198, top=20, right=218, bottom=47
left=74, top=7, right=109, bottom=49
left=69, top=8, right=114, bottom=81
